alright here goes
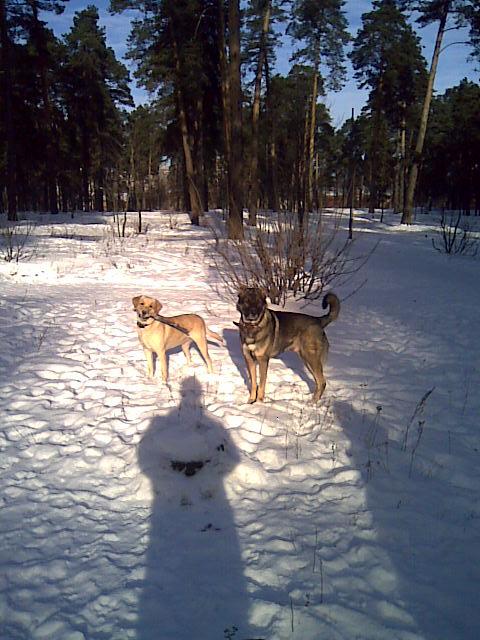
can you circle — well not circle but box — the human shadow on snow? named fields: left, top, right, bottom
left=137, top=377, right=253, bottom=640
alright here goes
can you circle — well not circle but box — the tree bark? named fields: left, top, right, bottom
left=248, top=0, right=271, bottom=226
left=306, top=63, right=319, bottom=214
left=28, top=0, right=58, bottom=213
left=0, top=0, right=18, bottom=220
left=226, top=0, right=244, bottom=239
left=265, top=58, right=279, bottom=212
left=402, top=1, right=450, bottom=224
left=169, top=12, right=203, bottom=224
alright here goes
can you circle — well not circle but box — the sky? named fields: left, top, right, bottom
left=44, top=0, right=479, bottom=127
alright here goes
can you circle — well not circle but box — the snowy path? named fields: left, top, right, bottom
left=0, top=211, right=479, bottom=639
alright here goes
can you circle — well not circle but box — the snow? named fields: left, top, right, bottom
left=0, top=209, right=479, bottom=640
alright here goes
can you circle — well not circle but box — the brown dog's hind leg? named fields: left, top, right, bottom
left=300, top=348, right=326, bottom=402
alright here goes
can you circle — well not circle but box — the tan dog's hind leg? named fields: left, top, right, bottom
left=182, top=342, right=192, bottom=366
left=194, top=334, right=214, bottom=373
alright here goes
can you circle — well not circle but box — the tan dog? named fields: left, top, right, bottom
left=132, top=295, right=224, bottom=383
left=236, top=286, right=340, bottom=403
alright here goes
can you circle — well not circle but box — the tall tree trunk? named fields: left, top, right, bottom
left=306, top=62, right=319, bottom=214
left=226, top=0, right=244, bottom=239
left=248, top=0, right=271, bottom=226
left=81, top=127, right=91, bottom=212
left=349, top=108, right=355, bottom=239
left=399, top=111, right=406, bottom=212
left=28, top=0, right=58, bottom=213
left=218, top=0, right=231, bottom=158
left=0, top=0, right=18, bottom=220
left=402, top=1, right=450, bottom=224
left=265, top=58, right=278, bottom=211
left=218, top=0, right=231, bottom=211
left=298, top=96, right=311, bottom=226
left=169, top=14, right=203, bottom=224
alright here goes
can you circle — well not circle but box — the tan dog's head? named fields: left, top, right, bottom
left=132, top=295, right=163, bottom=321
left=236, top=285, right=267, bottom=324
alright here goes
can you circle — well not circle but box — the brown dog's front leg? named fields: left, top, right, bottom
left=257, top=357, right=269, bottom=402
left=243, top=348, right=258, bottom=403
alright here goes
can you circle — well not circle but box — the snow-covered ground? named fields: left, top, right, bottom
left=0, top=209, right=479, bottom=640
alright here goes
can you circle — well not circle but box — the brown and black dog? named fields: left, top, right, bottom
left=236, top=286, right=340, bottom=403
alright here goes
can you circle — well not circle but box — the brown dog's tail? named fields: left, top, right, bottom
left=319, top=292, right=340, bottom=328
left=207, top=328, right=225, bottom=346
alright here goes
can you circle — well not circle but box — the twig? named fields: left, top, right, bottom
left=409, top=420, right=425, bottom=478
left=402, top=387, right=434, bottom=451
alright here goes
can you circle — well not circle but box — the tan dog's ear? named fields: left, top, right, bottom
left=132, top=295, right=141, bottom=309
left=153, top=299, right=163, bottom=314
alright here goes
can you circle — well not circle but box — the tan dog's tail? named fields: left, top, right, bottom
left=207, top=328, right=225, bottom=346
left=319, top=293, right=340, bottom=328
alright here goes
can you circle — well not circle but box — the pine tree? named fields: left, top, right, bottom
left=420, top=80, right=480, bottom=213
left=62, top=6, right=132, bottom=211
left=351, top=0, right=426, bottom=214
left=23, top=1, right=70, bottom=213
left=288, top=0, right=349, bottom=220
left=243, top=0, right=287, bottom=224
left=397, top=0, right=480, bottom=223
left=0, top=0, right=17, bottom=219
left=226, top=0, right=244, bottom=238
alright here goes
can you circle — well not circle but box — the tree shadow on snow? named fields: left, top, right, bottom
left=137, top=377, right=251, bottom=640
left=223, top=327, right=250, bottom=389
left=332, top=398, right=480, bottom=640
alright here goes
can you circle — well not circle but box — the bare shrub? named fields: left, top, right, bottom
left=113, top=211, right=128, bottom=238
left=0, top=221, right=36, bottom=262
left=432, top=211, right=478, bottom=256
left=209, top=210, right=374, bottom=304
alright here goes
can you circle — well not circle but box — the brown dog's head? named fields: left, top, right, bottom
left=132, top=295, right=163, bottom=321
left=236, top=286, right=267, bottom=324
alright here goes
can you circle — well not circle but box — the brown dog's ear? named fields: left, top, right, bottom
left=237, top=284, right=249, bottom=296
left=132, top=295, right=141, bottom=309
left=153, top=299, right=163, bottom=314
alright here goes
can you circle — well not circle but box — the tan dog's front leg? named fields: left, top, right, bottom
left=157, top=350, right=168, bottom=382
left=257, top=357, right=270, bottom=402
left=143, top=348, right=155, bottom=378
left=243, top=348, right=258, bottom=403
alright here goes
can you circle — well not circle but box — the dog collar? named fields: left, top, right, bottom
left=241, top=308, right=266, bottom=326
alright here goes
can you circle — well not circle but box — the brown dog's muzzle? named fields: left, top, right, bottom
left=237, top=291, right=266, bottom=324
